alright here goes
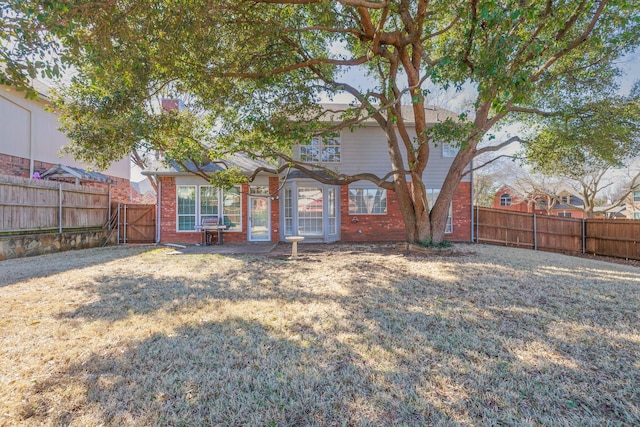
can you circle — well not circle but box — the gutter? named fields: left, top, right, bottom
left=155, top=174, right=161, bottom=243
left=470, top=158, right=474, bottom=243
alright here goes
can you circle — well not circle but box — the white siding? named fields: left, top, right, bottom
left=296, top=124, right=470, bottom=188
left=0, top=86, right=130, bottom=180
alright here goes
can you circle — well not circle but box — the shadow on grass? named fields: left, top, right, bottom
left=43, top=249, right=640, bottom=425
left=20, top=318, right=448, bottom=425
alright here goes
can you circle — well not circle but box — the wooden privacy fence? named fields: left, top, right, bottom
left=475, top=207, right=640, bottom=260
left=0, top=174, right=109, bottom=233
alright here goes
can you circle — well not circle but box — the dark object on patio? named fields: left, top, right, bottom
left=201, top=217, right=228, bottom=246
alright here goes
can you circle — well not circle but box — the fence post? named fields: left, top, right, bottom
left=58, top=183, right=63, bottom=233
left=582, top=218, right=586, bottom=254
left=476, top=206, right=480, bottom=243
left=533, top=214, right=537, bottom=251
left=123, top=204, right=128, bottom=244
left=107, top=184, right=112, bottom=230
left=117, top=203, right=121, bottom=245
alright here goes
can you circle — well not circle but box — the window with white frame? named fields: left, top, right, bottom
left=442, top=143, right=458, bottom=157
left=500, top=193, right=512, bottom=206
left=177, top=186, right=197, bottom=231
left=557, top=212, right=572, bottom=218
left=427, top=189, right=453, bottom=233
left=634, top=212, right=640, bottom=219
left=300, top=136, right=341, bottom=162
left=634, top=190, right=640, bottom=202
left=284, top=187, right=293, bottom=236
left=348, top=187, right=387, bottom=215
left=322, top=137, right=341, bottom=162
left=222, top=187, right=242, bottom=231
left=200, top=186, right=219, bottom=223
left=176, top=185, right=242, bottom=232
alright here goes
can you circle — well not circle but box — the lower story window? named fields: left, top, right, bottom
left=176, top=185, right=242, bottom=232
left=348, top=187, right=387, bottom=214
left=427, top=189, right=453, bottom=234
left=177, top=186, right=196, bottom=231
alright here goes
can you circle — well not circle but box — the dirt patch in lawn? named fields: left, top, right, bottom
left=1, top=244, right=639, bottom=426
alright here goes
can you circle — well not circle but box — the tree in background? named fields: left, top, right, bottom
left=2, top=0, right=639, bottom=242
left=522, top=81, right=640, bottom=217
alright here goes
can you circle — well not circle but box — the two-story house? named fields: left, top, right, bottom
left=0, top=82, right=133, bottom=202
left=492, top=184, right=586, bottom=218
left=143, top=104, right=473, bottom=244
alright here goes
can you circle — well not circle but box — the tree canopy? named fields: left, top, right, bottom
left=2, top=0, right=639, bottom=242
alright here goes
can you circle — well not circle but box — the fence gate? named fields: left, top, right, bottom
left=110, top=204, right=156, bottom=244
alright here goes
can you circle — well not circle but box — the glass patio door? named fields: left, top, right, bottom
left=249, top=196, right=270, bottom=241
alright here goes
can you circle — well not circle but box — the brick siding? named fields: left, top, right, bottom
left=340, top=181, right=472, bottom=242
left=157, top=176, right=472, bottom=244
left=159, top=177, right=282, bottom=245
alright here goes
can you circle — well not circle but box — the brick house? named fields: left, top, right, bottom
left=0, top=82, right=133, bottom=202
left=143, top=105, right=473, bottom=244
left=492, top=184, right=586, bottom=218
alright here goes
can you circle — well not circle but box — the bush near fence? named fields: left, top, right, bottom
left=475, top=207, right=640, bottom=261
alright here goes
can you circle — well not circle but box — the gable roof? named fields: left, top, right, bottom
left=40, top=164, right=115, bottom=184
left=319, top=103, right=460, bottom=125
left=142, top=153, right=273, bottom=177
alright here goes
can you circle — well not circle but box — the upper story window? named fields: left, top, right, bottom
left=300, top=136, right=341, bottom=163
left=560, top=195, right=570, bottom=204
left=442, top=143, right=458, bottom=157
left=634, top=212, right=640, bottom=219
left=500, top=194, right=512, bottom=206
left=633, top=190, right=640, bottom=202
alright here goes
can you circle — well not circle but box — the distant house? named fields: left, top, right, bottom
left=491, top=184, right=586, bottom=218
left=0, top=82, right=134, bottom=202
left=143, top=104, right=473, bottom=244
left=625, top=188, right=640, bottom=219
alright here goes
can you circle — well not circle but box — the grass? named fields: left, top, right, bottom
left=0, top=243, right=639, bottom=426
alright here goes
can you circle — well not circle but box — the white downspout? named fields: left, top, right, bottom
left=155, top=175, right=161, bottom=243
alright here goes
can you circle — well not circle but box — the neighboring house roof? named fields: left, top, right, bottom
left=594, top=204, right=626, bottom=216
left=141, top=153, right=273, bottom=176
left=319, top=103, right=460, bottom=125
left=131, top=178, right=155, bottom=195
left=493, top=184, right=585, bottom=209
left=40, top=164, right=115, bottom=184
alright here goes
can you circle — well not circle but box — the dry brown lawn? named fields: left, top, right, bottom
left=0, top=243, right=639, bottom=426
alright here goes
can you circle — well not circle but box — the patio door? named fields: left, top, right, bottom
left=249, top=196, right=270, bottom=241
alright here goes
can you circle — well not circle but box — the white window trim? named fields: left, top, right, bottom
left=176, top=185, right=243, bottom=233
left=500, top=194, right=512, bottom=207
left=300, top=136, right=341, bottom=163
left=426, top=189, right=453, bottom=234
left=442, top=143, right=458, bottom=157
left=633, top=190, right=640, bottom=202
left=348, top=186, right=388, bottom=215
left=176, top=185, right=197, bottom=232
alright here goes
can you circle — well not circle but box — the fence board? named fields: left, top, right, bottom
left=585, top=219, right=640, bottom=260
left=475, top=207, right=640, bottom=261
left=112, top=204, right=156, bottom=243
left=0, top=174, right=109, bottom=232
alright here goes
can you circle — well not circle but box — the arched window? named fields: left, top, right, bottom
left=500, top=193, right=512, bottom=206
